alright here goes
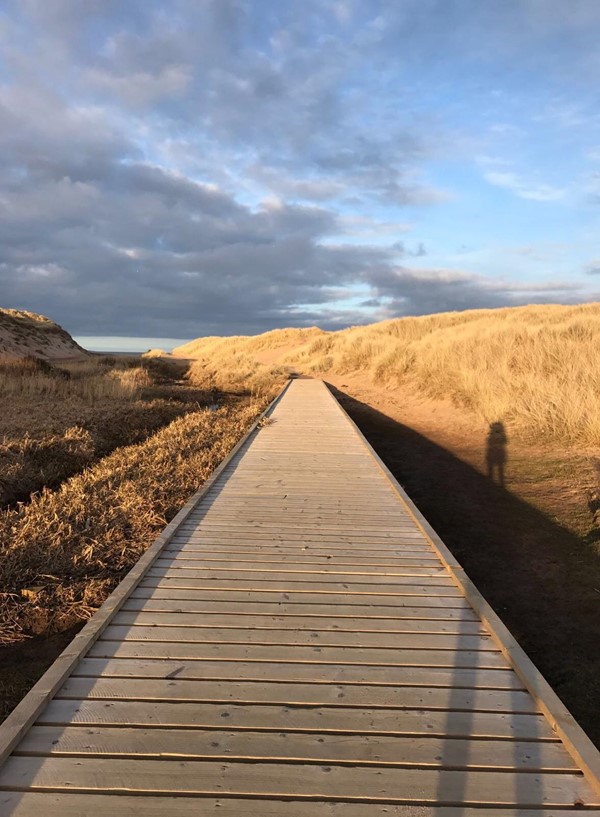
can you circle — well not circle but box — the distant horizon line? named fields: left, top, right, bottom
left=74, top=336, right=193, bottom=354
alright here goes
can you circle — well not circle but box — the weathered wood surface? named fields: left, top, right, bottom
left=0, top=378, right=599, bottom=815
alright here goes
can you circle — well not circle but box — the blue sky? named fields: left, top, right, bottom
left=0, top=0, right=599, bottom=350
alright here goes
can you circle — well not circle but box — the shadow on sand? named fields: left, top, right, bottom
left=328, top=384, right=600, bottom=749
left=486, top=421, right=508, bottom=487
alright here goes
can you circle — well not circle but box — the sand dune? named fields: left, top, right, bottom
left=0, top=308, right=88, bottom=359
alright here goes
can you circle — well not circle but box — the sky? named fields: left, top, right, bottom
left=1, top=1, right=599, bottom=351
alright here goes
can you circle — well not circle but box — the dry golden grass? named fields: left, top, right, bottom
left=179, top=328, right=321, bottom=396
left=174, top=302, right=600, bottom=444
left=0, top=356, right=218, bottom=507
left=187, top=355, right=290, bottom=396
left=0, top=427, right=94, bottom=508
left=0, top=397, right=268, bottom=645
left=0, top=355, right=151, bottom=402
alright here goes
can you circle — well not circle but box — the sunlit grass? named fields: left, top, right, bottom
left=175, top=302, right=600, bottom=444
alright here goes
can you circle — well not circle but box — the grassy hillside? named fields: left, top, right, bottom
left=175, top=303, right=600, bottom=444
left=0, top=308, right=88, bottom=359
left=176, top=326, right=324, bottom=394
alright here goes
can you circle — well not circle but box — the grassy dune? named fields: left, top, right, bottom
left=178, top=327, right=323, bottom=394
left=0, top=307, right=88, bottom=359
left=176, top=303, right=600, bottom=444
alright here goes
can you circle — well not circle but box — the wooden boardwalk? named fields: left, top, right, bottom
left=0, top=378, right=599, bottom=815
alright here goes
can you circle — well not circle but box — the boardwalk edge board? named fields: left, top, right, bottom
left=0, top=381, right=291, bottom=768
left=327, top=380, right=600, bottom=796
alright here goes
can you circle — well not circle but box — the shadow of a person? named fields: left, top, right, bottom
left=486, top=421, right=508, bottom=486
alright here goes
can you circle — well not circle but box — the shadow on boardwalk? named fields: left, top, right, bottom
left=328, top=384, right=600, bottom=749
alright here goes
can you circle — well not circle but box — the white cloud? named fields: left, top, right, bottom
left=483, top=171, right=565, bottom=201
left=335, top=216, right=413, bottom=239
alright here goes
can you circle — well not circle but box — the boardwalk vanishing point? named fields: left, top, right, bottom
left=0, top=378, right=599, bottom=815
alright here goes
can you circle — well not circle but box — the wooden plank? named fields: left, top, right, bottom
left=57, top=676, right=538, bottom=713
left=100, top=624, right=497, bottom=652
left=160, top=562, right=446, bottom=575
left=198, top=510, right=410, bottom=518
left=17, top=726, right=571, bottom=771
left=173, top=524, right=425, bottom=535
left=209, top=469, right=390, bottom=474
left=155, top=558, right=447, bottom=574
left=178, top=523, right=426, bottom=535
left=192, top=513, right=415, bottom=524
left=205, top=484, right=398, bottom=490
left=160, top=550, right=441, bottom=564
left=212, top=468, right=395, bottom=475
left=1, top=794, right=595, bottom=817
left=138, top=579, right=463, bottom=597
left=87, top=640, right=511, bottom=668
left=171, top=541, right=431, bottom=553
left=72, top=657, right=524, bottom=688
left=169, top=539, right=432, bottom=552
left=178, top=518, right=421, bottom=529
left=160, top=556, right=443, bottom=569
left=185, top=513, right=417, bottom=521
left=2, top=757, right=595, bottom=805
left=194, top=514, right=412, bottom=524
left=174, top=531, right=426, bottom=543
left=144, top=566, right=455, bottom=585
left=201, top=491, right=400, bottom=500
left=129, top=586, right=474, bottom=609
left=113, top=610, right=486, bottom=633
left=200, top=494, right=406, bottom=500
left=195, top=500, right=404, bottom=509
left=167, top=548, right=439, bottom=560
left=37, top=699, right=553, bottom=740
left=195, top=501, right=412, bottom=510
left=123, top=596, right=480, bottom=619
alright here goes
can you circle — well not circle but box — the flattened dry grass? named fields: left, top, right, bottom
left=0, top=427, right=94, bottom=507
left=175, top=303, right=600, bottom=444
left=0, top=398, right=268, bottom=645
